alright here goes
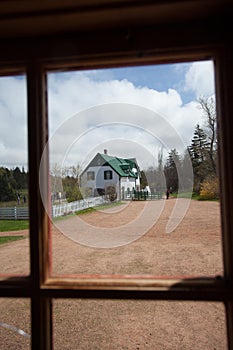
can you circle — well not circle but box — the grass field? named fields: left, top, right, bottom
left=0, top=220, right=29, bottom=232
left=75, top=201, right=125, bottom=215
left=0, top=202, right=125, bottom=230
left=170, top=192, right=219, bottom=200
left=53, top=201, right=126, bottom=222
left=0, top=235, right=25, bottom=244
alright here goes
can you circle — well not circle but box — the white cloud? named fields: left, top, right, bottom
left=0, top=76, right=27, bottom=168
left=48, top=71, right=202, bottom=169
left=48, top=72, right=193, bottom=137
left=47, top=101, right=200, bottom=172
left=184, top=61, right=215, bottom=97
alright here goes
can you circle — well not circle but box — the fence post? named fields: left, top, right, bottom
left=14, top=206, right=17, bottom=220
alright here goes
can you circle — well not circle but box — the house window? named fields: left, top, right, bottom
left=0, top=3, right=233, bottom=350
left=87, top=171, right=95, bottom=180
left=104, top=170, right=112, bottom=180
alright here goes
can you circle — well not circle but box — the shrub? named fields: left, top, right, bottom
left=105, top=185, right=117, bottom=202
left=199, top=176, right=219, bottom=200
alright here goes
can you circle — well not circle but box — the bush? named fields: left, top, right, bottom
left=199, top=176, right=219, bottom=200
left=66, top=187, right=83, bottom=202
left=105, top=186, right=117, bottom=202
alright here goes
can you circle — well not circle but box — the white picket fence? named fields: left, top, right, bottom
left=52, top=196, right=108, bottom=218
left=0, top=197, right=108, bottom=220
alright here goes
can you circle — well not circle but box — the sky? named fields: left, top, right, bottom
left=0, top=60, right=215, bottom=171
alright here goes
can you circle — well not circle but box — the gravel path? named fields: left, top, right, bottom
left=0, top=199, right=227, bottom=349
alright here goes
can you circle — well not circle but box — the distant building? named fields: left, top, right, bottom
left=79, top=151, right=141, bottom=200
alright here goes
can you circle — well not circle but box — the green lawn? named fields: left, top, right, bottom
left=0, top=220, right=29, bottom=232
left=53, top=201, right=126, bottom=221
left=170, top=192, right=219, bottom=201
left=170, top=192, right=200, bottom=199
left=75, top=201, right=126, bottom=215
left=0, top=235, right=25, bottom=245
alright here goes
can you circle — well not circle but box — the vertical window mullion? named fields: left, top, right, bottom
left=225, top=302, right=233, bottom=350
left=215, top=42, right=233, bottom=350
left=27, top=61, right=52, bottom=350
left=216, top=45, right=233, bottom=281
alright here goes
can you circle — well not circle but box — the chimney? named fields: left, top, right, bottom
left=104, top=149, right=108, bottom=155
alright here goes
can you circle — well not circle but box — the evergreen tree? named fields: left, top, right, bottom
left=62, top=176, right=83, bottom=202
left=188, top=124, right=212, bottom=192
left=13, top=167, right=23, bottom=189
left=182, top=148, right=194, bottom=192
left=189, top=124, right=209, bottom=162
left=164, top=149, right=181, bottom=192
left=140, top=170, right=148, bottom=189
left=21, top=166, right=28, bottom=189
left=0, top=166, right=28, bottom=202
left=0, top=167, right=16, bottom=201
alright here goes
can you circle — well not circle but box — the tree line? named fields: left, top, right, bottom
left=0, top=163, right=83, bottom=203
left=0, top=167, right=28, bottom=202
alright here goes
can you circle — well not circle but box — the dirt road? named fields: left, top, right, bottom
left=0, top=199, right=227, bottom=349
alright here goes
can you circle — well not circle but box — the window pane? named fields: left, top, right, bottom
left=46, top=62, right=223, bottom=277
left=0, top=75, right=29, bottom=276
left=53, top=299, right=227, bottom=349
left=0, top=298, right=30, bottom=349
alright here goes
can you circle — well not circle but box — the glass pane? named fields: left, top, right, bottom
left=0, top=75, right=29, bottom=276
left=46, top=61, right=223, bottom=277
left=53, top=299, right=227, bottom=349
left=0, top=298, right=30, bottom=349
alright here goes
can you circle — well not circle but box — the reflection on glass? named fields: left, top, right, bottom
left=0, top=298, right=30, bottom=349
left=0, top=75, right=29, bottom=275
left=53, top=299, right=227, bottom=350
left=47, top=62, right=223, bottom=277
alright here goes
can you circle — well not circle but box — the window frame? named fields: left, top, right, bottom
left=0, top=22, right=232, bottom=350
left=104, top=170, right=113, bottom=180
left=87, top=171, right=95, bottom=181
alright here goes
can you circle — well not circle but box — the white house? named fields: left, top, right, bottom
left=79, top=151, right=141, bottom=200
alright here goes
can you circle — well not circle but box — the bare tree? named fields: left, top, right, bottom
left=69, top=164, right=82, bottom=180
left=50, top=163, right=63, bottom=194
left=198, top=96, right=217, bottom=175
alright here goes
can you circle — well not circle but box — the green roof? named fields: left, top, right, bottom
left=99, top=153, right=138, bottom=178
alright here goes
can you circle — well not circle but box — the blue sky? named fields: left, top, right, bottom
left=87, top=63, right=195, bottom=104
left=75, top=61, right=210, bottom=105
left=0, top=60, right=215, bottom=170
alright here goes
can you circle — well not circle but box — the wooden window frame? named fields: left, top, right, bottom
left=0, top=16, right=233, bottom=350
